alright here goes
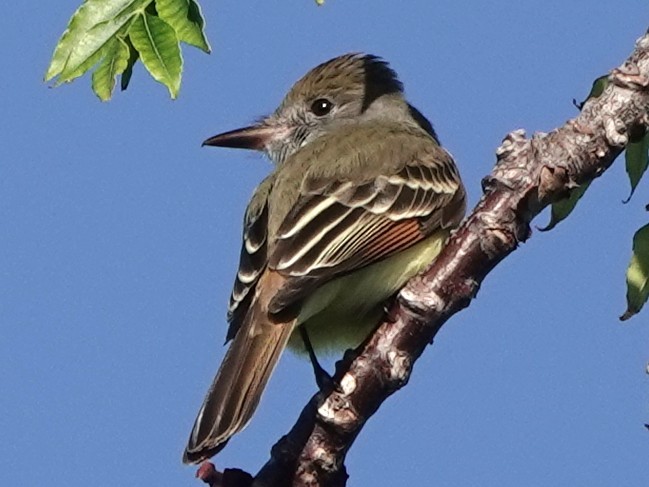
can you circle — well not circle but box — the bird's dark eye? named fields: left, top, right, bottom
left=310, top=98, right=334, bottom=116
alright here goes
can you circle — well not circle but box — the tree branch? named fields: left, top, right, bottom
left=199, top=28, right=649, bottom=487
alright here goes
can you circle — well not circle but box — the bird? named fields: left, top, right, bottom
left=183, top=53, right=466, bottom=464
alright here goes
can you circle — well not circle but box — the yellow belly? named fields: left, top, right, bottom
left=288, top=230, right=449, bottom=354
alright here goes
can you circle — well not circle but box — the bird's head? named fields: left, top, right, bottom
left=203, top=53, right=437, bottom=164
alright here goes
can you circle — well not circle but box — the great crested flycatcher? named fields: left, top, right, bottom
left=184, top=53, right=466, bottom=464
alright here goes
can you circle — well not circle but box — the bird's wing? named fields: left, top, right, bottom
left=225, top=175, right=274, bottom=341
left=267, top=144, right=466, bottom=315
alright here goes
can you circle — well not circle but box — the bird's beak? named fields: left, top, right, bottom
left=202, top=123, right=284, bottom=151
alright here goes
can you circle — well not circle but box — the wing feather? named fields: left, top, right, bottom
left=227, top=126, right=466, bottom=330
left=226, top=176, right=274, bottom=341
left=267, top=147, right=465, bottom=314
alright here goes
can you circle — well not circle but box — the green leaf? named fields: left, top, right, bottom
left=120, top=36, right=140, bottom=91
left=621, top=224, right=649, bottom=321
left=91, top=36, right=130, bottom=101
left=46, top=0, right=152, bottom=84
left=128, top=12, right=182, bottom=98
left=586, top=75, right=609, bottom=100
left=623, top=133, right=649, bottom=203
left=155, top=0, right=210, bottom=52
left=574, top=75, right=609, bottom=110
left=538, top=181, right=592, bottom=232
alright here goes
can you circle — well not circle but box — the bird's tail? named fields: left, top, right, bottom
left=183, top=276, right=295, bottom=464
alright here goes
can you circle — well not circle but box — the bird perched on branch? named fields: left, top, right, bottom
left=184, top=53, right=466, bottom=464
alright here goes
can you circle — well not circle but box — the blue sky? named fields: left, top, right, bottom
left=2, top=1, right=649, bottom=485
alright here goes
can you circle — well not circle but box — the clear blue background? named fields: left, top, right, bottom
left=2, top=1, right=648, bottom=485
